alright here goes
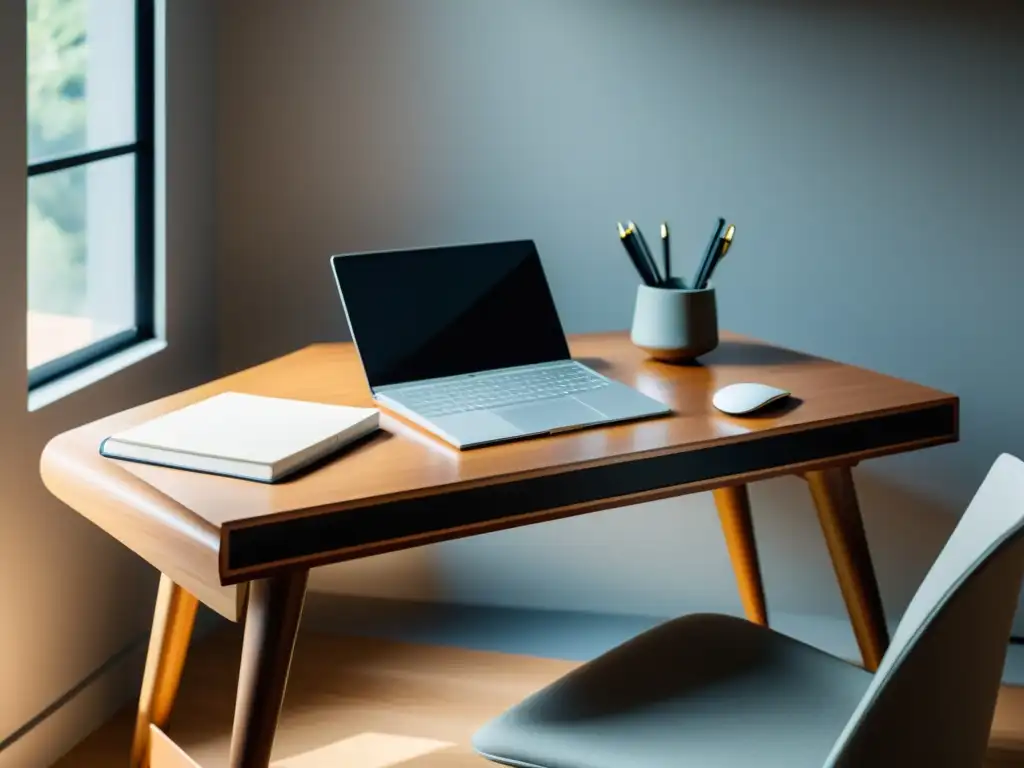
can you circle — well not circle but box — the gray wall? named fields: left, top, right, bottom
left=0, top=2, right=217, bottom=765
left=216, top=1, right=1024, bottom=631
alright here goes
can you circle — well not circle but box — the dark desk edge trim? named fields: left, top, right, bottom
left=223, top=403, right=956, bottom=579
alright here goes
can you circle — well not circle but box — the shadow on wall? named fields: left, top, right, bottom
left=306, top=543, right=445, bottom=603
left=856, top=467, right=960, bottom=615
left=719, top=0, right=1020, bottom=26
left=753, top=466, right=958, bottom=622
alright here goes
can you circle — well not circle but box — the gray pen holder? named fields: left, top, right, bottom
left=630, top=279, right=719, bottom=362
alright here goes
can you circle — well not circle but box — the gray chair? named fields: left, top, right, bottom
left=473, top=454, right=1024, bottom=768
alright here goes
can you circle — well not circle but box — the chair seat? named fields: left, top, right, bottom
left=472, top=614, right=872, bottom=768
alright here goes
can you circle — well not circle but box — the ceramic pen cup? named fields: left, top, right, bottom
left=630, top=278, right=719, bottom=363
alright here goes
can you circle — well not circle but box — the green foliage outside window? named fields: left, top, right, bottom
left=27, top=0, right=88, bottom=317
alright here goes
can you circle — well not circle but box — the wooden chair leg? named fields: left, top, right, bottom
left=228, top=570, right=309, bottom=768
left=713, top=485, right=768, bottom=625
left=130, top=575, right=200, bottom=768
left=805, top=465, right=890, bottom=672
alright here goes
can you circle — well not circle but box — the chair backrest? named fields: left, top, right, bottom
left=824, top=453, right=1024, bottom=767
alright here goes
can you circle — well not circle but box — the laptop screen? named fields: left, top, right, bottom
left=332, top=240, right=572, bottom=389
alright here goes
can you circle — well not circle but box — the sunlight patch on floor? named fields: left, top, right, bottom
left=272, top=732, right=455, bottom=768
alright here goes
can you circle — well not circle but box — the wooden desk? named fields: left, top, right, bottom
left=40, top=332, right=957, bottom=768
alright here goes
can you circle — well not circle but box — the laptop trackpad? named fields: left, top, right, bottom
left=496, top=397, right=605, bottom=433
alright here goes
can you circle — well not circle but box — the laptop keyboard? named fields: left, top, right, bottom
left=391, top=364, right=609, bottom=418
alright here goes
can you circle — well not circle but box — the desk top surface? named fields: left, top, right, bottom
left=40, top=332, right=957, bottom=588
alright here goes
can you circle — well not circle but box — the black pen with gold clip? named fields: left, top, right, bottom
left=626, top=221, right=663, bottom=285
left=692, top=217, right=725, bottom=290
left=699, top=223, right=735, bottom=289
left=618, top=222, right=659, bottom=286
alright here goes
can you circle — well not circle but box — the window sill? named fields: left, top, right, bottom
left=28, top=338, right=168, bottom=412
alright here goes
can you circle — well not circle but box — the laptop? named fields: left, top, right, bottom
left=330, top=240, right=672, bottom=449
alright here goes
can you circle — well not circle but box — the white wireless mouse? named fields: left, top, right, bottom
left=712, top=382, right=792, bottom=416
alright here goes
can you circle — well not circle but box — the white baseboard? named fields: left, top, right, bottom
left=0, top=608, right=226, bottom=768
left=0, top=639, right=147, bottom=768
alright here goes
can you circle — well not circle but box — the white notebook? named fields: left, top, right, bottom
left=99, top=392, right=380, bottom=483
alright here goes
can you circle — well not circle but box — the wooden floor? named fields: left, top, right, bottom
left=54, top=626, right=1024, bottom=767
left=54, top=627, right=577, bottom=767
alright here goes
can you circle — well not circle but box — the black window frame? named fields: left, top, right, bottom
left=27, top=0, right=156, bottom=390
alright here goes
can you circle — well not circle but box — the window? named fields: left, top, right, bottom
left=27, top=0, right=155, bottom=388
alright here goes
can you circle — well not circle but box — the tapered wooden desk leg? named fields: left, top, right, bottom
left=130, top=574, right=199, bottom=768
left=228, top=570, right=309, bottom=768
left=805, top=465, right=890, bottom=672
left=713, top=485, right=768, bottom=626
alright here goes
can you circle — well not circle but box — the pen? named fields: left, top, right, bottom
left=692, top=217, right=725, bottom=290
left=621, top=223, right=660, bottom=286
left=660, top=222, right=671, bottom=283
left=628, top=221, right=663, bottom=285
left=700, top=223, right=735, bottom=289
left=618, top=222, right=659, bottom=286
